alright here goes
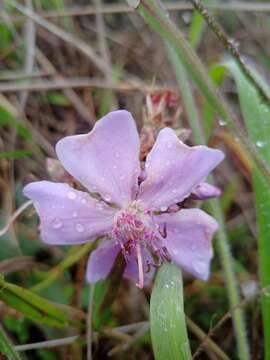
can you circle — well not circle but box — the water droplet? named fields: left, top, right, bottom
left=256, top=140, right=266, bottom=148
left=190, top=244, right=196, bottom=251
left=96, top=203, right=104, bottom=210
left=104, top=194, right=111, bottom=202
left=193, top=259, right=207, bottom=274
left=218, top=119, right=227, bottom=127
left=67, top=191, right=76, bottom=199
left=113, top=165, right=117, bottom=169
left=115, top=152, right=120, bottom=158
left=72, top=211, right=78, bottom=218
left=181, top=342, right=190, bottom=357
left=81, top=198, right=87, bottom=204
left=52, top=218, right=62, bottom=229
left=160, top=206, right=167, bottom=212
left=76, top=223, right=85, bottom=232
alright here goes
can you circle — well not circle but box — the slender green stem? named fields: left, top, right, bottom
left=31, top=241, right=96, bottom=293
left=190, top=0, right=270, bottom=104
left=167, top=44, right=249, bottom=360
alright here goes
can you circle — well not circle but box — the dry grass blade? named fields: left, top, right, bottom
left=9, top=0, right=110, bottom=74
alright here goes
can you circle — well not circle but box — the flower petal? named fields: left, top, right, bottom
left=124, top=247, right=155, bottom=285
left=23, top=181, right=116, bottom=245
left=192, top=182, right=221, bottom=200
left=155, top=209, right=218, bottom=280
left=56, top=110, right=140, bottom=207
left=86, top=240, right=121, bottom=283
left=138, top=128, right=224, bottom=210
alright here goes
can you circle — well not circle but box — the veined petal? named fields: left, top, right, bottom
left=56, top=110, right=141, bottom=207
left=23, top=181, right=116, bottom=245
left=155, top=209, right=218, bottom=280
left=138, top=128, right=224, bottom=210
left=86, top=240, right=121, bottom=283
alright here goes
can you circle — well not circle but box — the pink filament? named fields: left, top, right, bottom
left=136, top=244, right=144, bottom=289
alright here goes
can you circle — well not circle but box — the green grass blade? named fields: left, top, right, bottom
left=0, top=275, right=69, bottom=327
left=31, top=241, right=95, bottom=293
left=150, top=263, right=192, bottom=360
left=166, top=45, right=249, bottom=360
left=223, top=60, right=270, bottom=360
left=0, top=324, right=23, bottom=360
left=0, top=105, right=32, bottom=141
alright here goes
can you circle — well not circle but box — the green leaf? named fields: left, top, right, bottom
left=0, top=106, right=32, bottom=141
left=0, top=323, right=23, bottom=360
left=150, top=263, right=191, bottom=360
left=223, top=60, right=270, bottom=360
left=0, top=275, right=69, bottom=327
left=42, top=91, right=70, bottom=107
left=0, top=150, right=32, bottom=159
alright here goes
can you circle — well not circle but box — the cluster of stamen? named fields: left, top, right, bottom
left=112, top=202, right=170, bottom=288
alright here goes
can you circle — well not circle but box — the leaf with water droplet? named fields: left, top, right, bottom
left=150, top=263, right=191, bottom=360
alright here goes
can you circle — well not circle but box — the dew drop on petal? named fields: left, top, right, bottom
left=96, top=202, right=104, bottom=210
left=104, top=194, right=111, bottom=202
left=67, top=191, right=76, bottom=200
left=72, top=211, right=78, bottom=218
left=192, top=259, right=207, bottom=274
left=115, top=152, right=120, bottom=158
left=190, top=243, right=196, bottom=251
left=52, top=218, right=63, bottom=229
left=76, top=223, right=85, bottom=232
left=160, top=206, right=167, bottom=212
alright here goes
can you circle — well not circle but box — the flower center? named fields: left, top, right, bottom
left=112, top=203, right=156, bottom=288
left=112, top=202, right=170, bottom=288
left=112, top=203, right=154, bottom=249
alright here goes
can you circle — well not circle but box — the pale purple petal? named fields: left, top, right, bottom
left=124, top=247, right=154, bottom=285
left=56, top=110, right=140, bottom=207
left=23, top=181, right=116, bottom=245
left=86, top=240, right=121, bottom=283
left=138, top=128, right=224, bottom=210
left=192, top=182, right=221, bottom=200
left=155, top=209, right=218, bottom=280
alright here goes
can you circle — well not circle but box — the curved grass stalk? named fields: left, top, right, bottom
left=131, top=0, right=270, bottom=187
left=166, top=44, right=249, bottom=360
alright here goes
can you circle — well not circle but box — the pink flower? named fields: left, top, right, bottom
left=23, top=111, right=224, bottom=288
